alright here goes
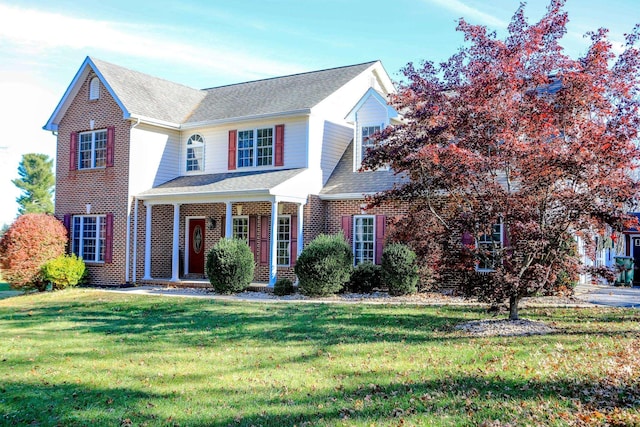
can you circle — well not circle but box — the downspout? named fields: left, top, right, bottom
left=124, top=118, right=141, bottom=284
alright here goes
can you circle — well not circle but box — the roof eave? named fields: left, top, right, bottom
left=318, top=192, right=373, bottom=200
left=181, top=109, right=311, bottom=130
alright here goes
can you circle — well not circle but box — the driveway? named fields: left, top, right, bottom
left=576, top=284, right=640, bottom=309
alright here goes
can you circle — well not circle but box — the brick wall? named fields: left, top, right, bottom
left=54, top=71, right=131, bottom=286
left=135, top=201, right=306, bottom=283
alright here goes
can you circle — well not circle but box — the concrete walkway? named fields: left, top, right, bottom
left=574, top=283, right=640, bottom=309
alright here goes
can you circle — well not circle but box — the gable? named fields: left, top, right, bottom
left=345, top=87, right=398, bottom=124
left=44, top=56, right=206, bottom=131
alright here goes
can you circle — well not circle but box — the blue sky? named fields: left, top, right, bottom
left=0, top=0, right=637, bottom=226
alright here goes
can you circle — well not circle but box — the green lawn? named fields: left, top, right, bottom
left=0, top=290, right=638, bottom=426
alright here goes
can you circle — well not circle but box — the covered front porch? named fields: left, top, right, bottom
left=131, top=169, right=312, bottom=287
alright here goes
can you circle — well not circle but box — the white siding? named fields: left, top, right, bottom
left=129, top=124, right=180, bottom=195
left=181, top=116, right=309, bottom=175
left=353, top=96, right=389, bottom=170
left=320, top=120, right=354, bottom=184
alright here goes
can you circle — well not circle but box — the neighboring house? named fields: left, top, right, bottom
left=44, top=57, right=405, bottom=287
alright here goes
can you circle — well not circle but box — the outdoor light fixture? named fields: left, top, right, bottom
left=207, top=217, right=217, bottom=230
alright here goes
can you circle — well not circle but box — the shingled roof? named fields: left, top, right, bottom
left=138, top=168, right=307, bottom=199
left=185, top=61, right=378, bottom=124
left=45, top=57, right=381, bottom=131
left=320, top=141, right=406, bottom=197
left=90, top=57, right=206, bottom=124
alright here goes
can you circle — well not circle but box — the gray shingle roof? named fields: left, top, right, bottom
left=321, top=141, right=406, bottom=196
left=91, top=57, right=206, bottom=124
left=185, top=61, right=377, bottom=123
left=138, top=168, right=306, bottom=198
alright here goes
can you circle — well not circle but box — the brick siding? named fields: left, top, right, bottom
left=54, top=71, right=131, bottom=286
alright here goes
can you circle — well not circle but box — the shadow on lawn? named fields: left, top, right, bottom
left=2, top=370, right=637, bottom=426
left=0, top=297, right=473, bottom=348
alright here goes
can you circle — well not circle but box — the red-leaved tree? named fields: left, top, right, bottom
left=0, top=213, right=68, bottom=291
left=364, top=0, right=640, bottom=319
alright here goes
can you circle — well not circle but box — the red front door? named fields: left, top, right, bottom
left=188, top=219, right=205, bottom=275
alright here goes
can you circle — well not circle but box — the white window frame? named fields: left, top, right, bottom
left=277, top=215, right=291, bottom=267
left=353, top=215, right=375, bottom=265
left=186, top=134, right=205, bottom=172
left=361, top=125, right=381, bottom=162
left=232, top=216, right=249, bottom=242
left=89, top=77, right=100, bottom=100
left=72, top=215, right=106, bottom=263
left=237, top=127, right=274, bottom=168
left=476, top=221, right=503, bottom=272
left=78, top=129, right=107, bottom=170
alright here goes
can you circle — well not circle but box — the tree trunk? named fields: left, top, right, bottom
left=509, top=295, right=519, bottom=320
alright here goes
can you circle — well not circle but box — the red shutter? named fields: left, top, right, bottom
left=63, top=214, right=72, bottom=247
left=341, top=215, right=352, bottom=245
left=375, top=215, right=386, bottom=265
left=106, top=126, right=115, bottom=167
left=69, top=132, right=77, bottom=171
left=274, top=124, right=284, bottom=167
left=104, top=213, right=113, bottom=264
left=228, top=130, right=237, bottom=170
left=502, top=222, right=510, bottom=249
left=221, top=215, right=226, bottom=238
left=249, top=215, right=257, bottom=261
left=260, top=216, right=270, bottom=265
left=290, top=215, right=298, bottom=265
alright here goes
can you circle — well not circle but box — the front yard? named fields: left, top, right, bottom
left=0, top=289, right=638, bottom=426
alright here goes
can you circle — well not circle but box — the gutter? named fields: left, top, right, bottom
left=318, top=192, right=371, bottom=200
left=180, top=109, right=311, bottom=130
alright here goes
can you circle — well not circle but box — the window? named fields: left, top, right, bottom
left=186, top=134, right=204, bottom=172
left=477, top=222, right=503, bottom=271
left=232, top=216, right=249, bottom=242
left=72, top=215, right=106, bottom=262
left=78, top=130, right=107, bottom=169
left=354, top=216, right=375, bottom=265
left=237, top=127, right=273, bottom=168
left=361, top=125, right=380, bottom=162
left=277, top=215, right=291, bottom=266
left=89, top=77, right=100, bottom=100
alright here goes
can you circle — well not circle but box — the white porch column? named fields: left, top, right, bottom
left=225, top=201, right=233, bottom=238
left=171, top=203, right=181, bottom=282
left=269, top=200, right=279, bottom=287
left=297, top=203, right=304, bottom=258
left=143, top=203, right=152, bottom=280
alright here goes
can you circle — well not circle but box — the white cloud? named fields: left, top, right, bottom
left=0, top=4, right=305, bottom=82
left=424, top=0, right=508, bottom=29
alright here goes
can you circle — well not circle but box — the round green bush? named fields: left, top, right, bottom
left=381, top=243, right=419, bottom=296
left=41, top=254, right=86, bottom=290
left=206, top=238, right=255, bottom=294
left=348, top=262, right=382, bottom=293
left=294, top=233, right=353, bottom=297
left=273, top=278, right=295, bottom=296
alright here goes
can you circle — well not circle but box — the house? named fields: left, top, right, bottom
left=44, top=57, right=406, bottom=287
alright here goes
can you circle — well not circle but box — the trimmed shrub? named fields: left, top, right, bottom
left=206, top=238, right=254, bottom=294
left=348, top=262, right=382, bottom=293
left=0, top=213, right=67, bottom=291
left=41, top=254, right=86, bottom=290
left=295, top=233, right=353, bottom=297
left=273, top=278, right=295, bottom=296
left=381, top=243, right=419, bottom=296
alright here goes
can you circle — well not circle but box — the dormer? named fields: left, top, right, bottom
left=345, top=88, right=399, bottom=171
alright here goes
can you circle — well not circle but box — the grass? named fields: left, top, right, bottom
left=0, top=290, right=638, bottom=426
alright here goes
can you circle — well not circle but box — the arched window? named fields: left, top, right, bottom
left=186, top=134, right=204, bottom=171
left=89, top=77, right=100, bottom=100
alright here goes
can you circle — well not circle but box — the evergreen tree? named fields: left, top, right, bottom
left=12, top=153, right=55, bottom=215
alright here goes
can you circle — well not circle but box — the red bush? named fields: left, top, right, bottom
left=0, top=213, right=67, bottom=291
